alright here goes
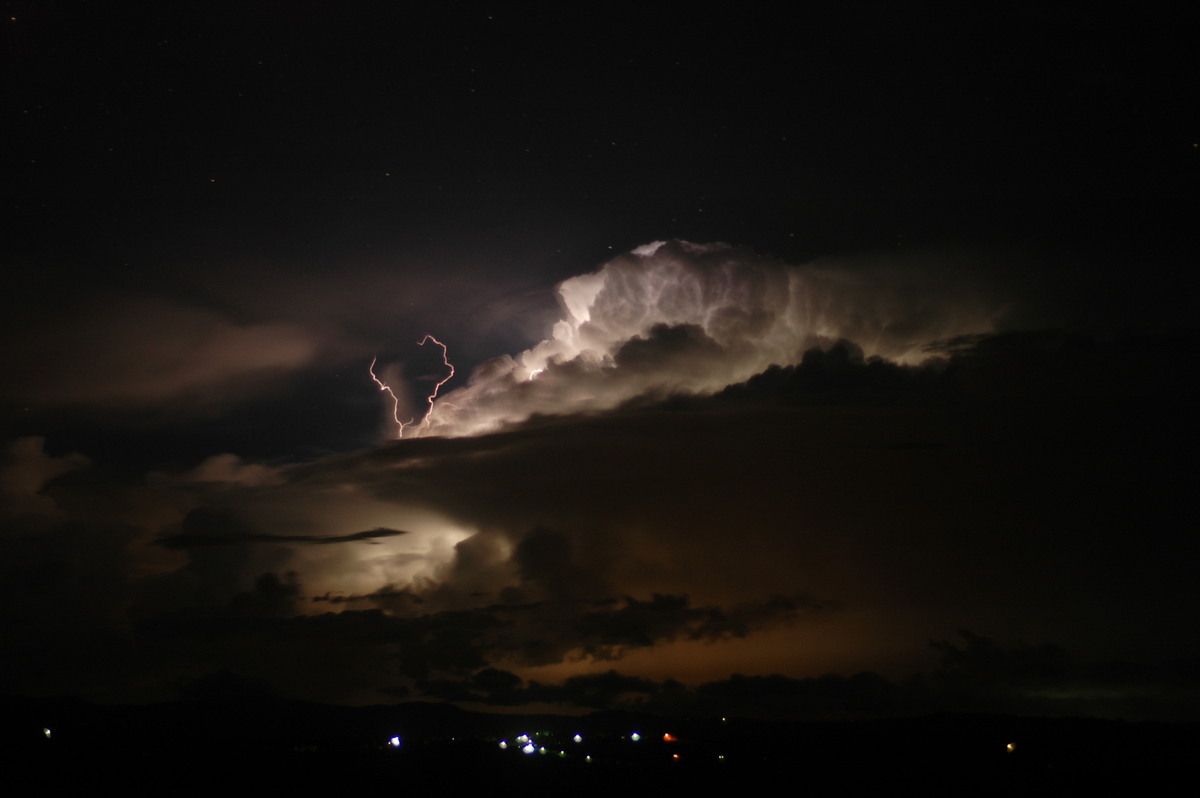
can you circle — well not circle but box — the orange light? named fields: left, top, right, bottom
left=663, top=733, right=677, bottom=742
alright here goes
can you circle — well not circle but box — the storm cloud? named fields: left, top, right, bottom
left=1, top=242, right=1195, bottom=714
left=414, top=240, right=1029, bottom=437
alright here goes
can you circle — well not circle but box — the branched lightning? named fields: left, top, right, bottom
left=369, top=355, right=412, bottom=438
left=415, top=334, right=455, bottom=431
left=369, top=335, right=456, bottom=439
left=365, top=242, right=1012, bottom=440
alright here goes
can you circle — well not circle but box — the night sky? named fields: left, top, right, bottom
left=3, top=2, right=1198, bottom=720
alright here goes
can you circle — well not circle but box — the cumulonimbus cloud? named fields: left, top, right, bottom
left=415, top=241, right=1019, bottom=437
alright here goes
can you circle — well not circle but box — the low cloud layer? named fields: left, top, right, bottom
left=1, top=243, right=1195, bottom=718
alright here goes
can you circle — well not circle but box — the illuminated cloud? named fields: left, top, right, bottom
left=169, top=453, right=286, bottom=487
left=416, top=241, right=1018, bottom=437
left=1, top=241, right=1192, bottom=709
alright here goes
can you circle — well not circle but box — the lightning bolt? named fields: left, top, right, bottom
left=369, top=355, right=412, bottom=438
left=415, top=334, right=455, bottom=432
left=369, top=334, right=456, bottom=439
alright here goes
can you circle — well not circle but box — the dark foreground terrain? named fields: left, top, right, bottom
left=3, top=698, right=1196, bottom=795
